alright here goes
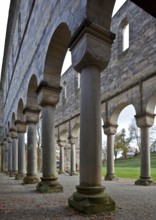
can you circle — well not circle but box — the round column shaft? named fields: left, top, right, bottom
left=68, top=138, right=77, bottom=176
left=8, top=139, right=13, bottom=176
left=57, top=141, right=65, bottom=174
left=36, top=105, right=63, bottom=193
left=11, top=138, right=18, bottom=176
left=106, top=134, right=115, bottom=180
left=16, top=133, right=26, bottom=180
left=80, top=66, right=102, bottom=186
left=23, top=123, right=39, bottom=184
left=140, top=127, right=150, bottom=178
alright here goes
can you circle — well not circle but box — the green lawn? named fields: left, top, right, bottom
left=102, top=153, right=156, bottom=180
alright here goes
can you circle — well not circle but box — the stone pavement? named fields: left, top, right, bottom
left=0, top=173, right=156, bottom=220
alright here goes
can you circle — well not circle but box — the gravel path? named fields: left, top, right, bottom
left=0, top=173, right=156, bottom=220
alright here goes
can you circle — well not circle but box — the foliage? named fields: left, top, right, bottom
left=114, top=128, right=130, bottom=159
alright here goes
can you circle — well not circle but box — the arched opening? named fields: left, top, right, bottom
left=61, top=50, right=71, bottom=75
left=26, top=75, right=38, bottom=108
left=17, top=99, right=24, bottom=121
left=11, top=112, right=16, bottom=130
left=43, top=23, right=71, bottom=87
left=122, top=23, right=129, bottom=51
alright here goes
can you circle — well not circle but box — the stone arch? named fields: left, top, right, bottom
left=43, top=22, right=71, bottom=87
left=108, top=103, right=136, bottom=125
left=26, top=74, right=38, bottom=108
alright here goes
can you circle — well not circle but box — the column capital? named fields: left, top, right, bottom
left=15, top=120, right=26, bottom=133
left=69, top=20, right=115, bottom=72
left=135, top=113, right=155, bottom=128
left=68, top=136, right=77, bottom=145
left=10, top=128, right=18, bottom=139
left=103, top=124, right=118, bottom=135
left=23, top=106, right=40, bottom=124
left=57, top=139, right=66, bottom=148
left=36, top=81, right=62, bottom=107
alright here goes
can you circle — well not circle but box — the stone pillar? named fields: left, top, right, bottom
left=7, top=136, right=12, bottom=177
left=103, top=124, right=118, bottom=181
left=0, top=142, right=4, bottom=172
left=36, top=82, right=63, bottom=193
left=15, top=120, right=26, bottom=180
left=68, top=22, right=115, bottom=213
left=10, top=129, right=18, bottom=177
left=23, top=107, right=40, bottom=184
left=57, top=139, right=65, bottom=174
left=3, top=138, right=8, bottom=174
left=135, top=113, right=155, bottom=186
left=68, top=136, right=78, bottom=176
left=0, top=144, right=1, bottom=172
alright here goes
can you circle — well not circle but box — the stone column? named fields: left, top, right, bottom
left=10, top=129, right=18, bottom=177
left=0, top=144, right=1, bottom=172
left=15, top=120, right=26, bottom=180
left=135, top=113, right=155, bottom=186
left=23, top=107, right=40, bottom=184
left=7, top=136, right=12, bottom=177
left=68, top=136, right=78, bottom=176
left=3, top=138, right=8, bottom=174
left=103, top=124, right=118, bottom=181
left=36, top=82, right=63, bottom=193
left=0, top=142, right=4, bottom=173
left=68, top=22, right=115, bottom=213
left=57, top=139, right=65, bottom=174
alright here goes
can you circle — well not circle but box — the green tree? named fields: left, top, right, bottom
left=114, top=128, right=130, bottom=160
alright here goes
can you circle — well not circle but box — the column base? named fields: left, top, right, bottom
left=68, top=185, right=115, bottom=214
left=15, top=173, right=26, bottom=180
left=135, top=177, right=155, bottom=186
left=70, top=171, right=78, bottom=176
left=36, top=177, right=63, bottom=193
left=23, top=175, right=39, bottom=184
left=10, top=171, right=18, bottom=177
left=59, top=171, right=65, bottom=174
left=105, top=174, right=118, bottom=181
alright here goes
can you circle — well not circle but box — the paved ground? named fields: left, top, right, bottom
left=0, top=173, right=156, bottom=220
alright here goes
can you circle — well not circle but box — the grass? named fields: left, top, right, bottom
left=102, top=153, right=156, bottom=180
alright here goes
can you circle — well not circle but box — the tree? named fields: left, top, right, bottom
left=128, top=119, right=141, bottom=151
left=114, top=128, right=130, bottom=160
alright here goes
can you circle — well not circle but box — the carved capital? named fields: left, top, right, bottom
left=10, top=129, right=18, bottom=139
left=135, top=113, right=155, bottom=128
left=103, top=124, right=118, bottom=135
left=69, top=20, right=115, bottom=72
left=23, top=106, right=40, bottom=124
left=15, top=120, right=27, bottom=133
left=36, top=81, right=62, bottom=107
left=57, top=139, right=66, bottom=148
left=68, top=136, right=77, bottom=145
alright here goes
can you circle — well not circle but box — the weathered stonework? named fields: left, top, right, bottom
left=1, top=0, right=156, bottom=215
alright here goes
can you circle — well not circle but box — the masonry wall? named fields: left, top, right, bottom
left=55, top=0, right=156, bottom=126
